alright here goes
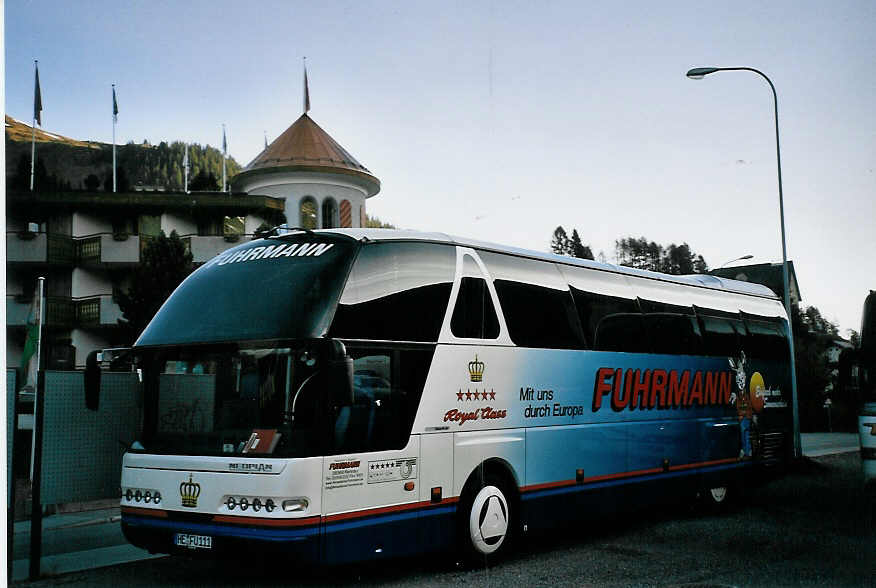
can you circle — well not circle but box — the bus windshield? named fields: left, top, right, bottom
left=135, top=234, right=357, bottom=347
left=133, top=340, right=432, bottom=458
left=134, top=341, right=350, bottom=458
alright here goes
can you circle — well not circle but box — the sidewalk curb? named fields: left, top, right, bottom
left=13, top=544, right=165, bottom=582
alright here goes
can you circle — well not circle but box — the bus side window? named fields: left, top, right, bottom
left=570, top=287, right=640, bottom=347
left=594, top=313, right=648, bottom=352
left=493, top=280, right=584, bottom=349
left=699, top=315, right=745, bottom=357
left=743, top=318, right=790, bottom=362
left=330, top=242, right=455, bottom=342
left=333, top=348, right=431, bottom=454
left=644, top=313, right=703, bottom=356
left=451, top=277, right=500, bottom=339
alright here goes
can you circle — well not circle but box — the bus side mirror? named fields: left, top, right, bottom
left=329, top=356, right=355, bottom=407
left=85, top=350, right=101, bottom=411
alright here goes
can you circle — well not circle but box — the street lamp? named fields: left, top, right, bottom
left=686, top=66, right=801, bottom=459
left=719, top=254, right=754, bottom=269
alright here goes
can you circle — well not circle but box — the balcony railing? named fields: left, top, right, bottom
left=7, top=295, right=122, bottom=328
left=75, top=234, right=141, bottom=265
left=76, top=295, right=123, bottom=327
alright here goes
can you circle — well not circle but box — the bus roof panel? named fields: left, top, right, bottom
left=310, top=228, right=780, bottom=301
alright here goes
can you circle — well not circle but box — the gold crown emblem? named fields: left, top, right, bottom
left=180, top=474, right=201, bottom=508
left=468, top=355, right=484, bottom=382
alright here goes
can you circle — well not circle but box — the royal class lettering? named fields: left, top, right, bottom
left=214, top=242, right=335, bottom=266
left=592, top=367, right=733, bottom=412
left=444, top=407, right=507, bottom=426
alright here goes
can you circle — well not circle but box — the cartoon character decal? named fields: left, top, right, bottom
left=729, top=352, right=755, bottom=458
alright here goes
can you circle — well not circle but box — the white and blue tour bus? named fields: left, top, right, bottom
left=86, top=228, right=794, bottom=564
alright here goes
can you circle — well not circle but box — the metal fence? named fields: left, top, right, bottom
left=7, top=369, right=15, bottom=509
left=7, top=370, right=141, bottom=506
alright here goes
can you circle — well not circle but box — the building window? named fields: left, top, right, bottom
left=322, top=198, right=338, bottom=229
left=224, top=216, right=245, bottom=241
left=197, top=216, right=223, bottom=236
left=300, top=197, right=318, bottom=229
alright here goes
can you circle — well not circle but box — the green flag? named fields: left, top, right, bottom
left=19, top=283, right=42, bottom=392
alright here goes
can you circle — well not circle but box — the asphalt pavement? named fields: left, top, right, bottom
left=7, top=432, right=863, bottom=583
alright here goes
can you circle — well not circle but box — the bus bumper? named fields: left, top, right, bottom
left=121, top=512, right=321, bottom=561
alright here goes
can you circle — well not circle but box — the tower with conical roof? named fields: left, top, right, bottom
left=232, top=110, right=380, bottom=229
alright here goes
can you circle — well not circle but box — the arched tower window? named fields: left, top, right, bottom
left=322, top=197, right=338, bottom=229
left=299, top=197, right=318, bottom=229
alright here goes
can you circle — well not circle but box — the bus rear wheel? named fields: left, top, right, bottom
left=459, top=474, right=514, bottom=564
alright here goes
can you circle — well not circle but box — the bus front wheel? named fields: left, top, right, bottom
left=459, top=474, right=514, bottom=564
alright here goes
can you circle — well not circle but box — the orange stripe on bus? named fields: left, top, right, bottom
left=121, top=506, right=168, bottom=518
left=322, top=497, right=459, bottom=523
left=521, top=457, right=741, bottom=493
left=212, top=514, right=321, bottom=527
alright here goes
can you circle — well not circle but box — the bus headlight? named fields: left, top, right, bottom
left=282, top=498, right=309, bottom=512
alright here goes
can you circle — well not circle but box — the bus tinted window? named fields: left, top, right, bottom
left=644, top=313, right=703, bottom=356
left=594, top=313, right=648, bottom=352
left=451, top=277, right=500, bottom=339
left=570, top=287, right=640, bottom=346
left=493, top=280, right=584, bottom=349
left=638, top=298, right=695, bottom=315
left=699, top=315, right=745, bottom=357
left=330, top=242, right=454, bottom=342
left=744, top=319, right=789, bottom=362
left=137, top=235, right=355, bottom=346
left=332, top=347, right=432, bottom=454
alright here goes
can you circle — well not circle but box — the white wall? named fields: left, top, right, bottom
left=72, top=267, right=113, bottom=298
left=72, top=212, right=111, bottom=237
left=161, top=212, right=198, bottom=237
left=236, top=171, right=370, bottom=229
left=245, top=214, right=269, bottom=234
left=72, top=329, right=113, bottom=368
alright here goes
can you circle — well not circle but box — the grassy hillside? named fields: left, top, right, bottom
left=5, top=116, right=241, bottom=192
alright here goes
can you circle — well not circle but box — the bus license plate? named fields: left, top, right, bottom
left=175, top=533, right=212, bottom=550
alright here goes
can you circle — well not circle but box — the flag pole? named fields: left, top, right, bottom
left=28, top=276, right=46, bottom=580
left=112, top=85, right=117, bottom=193
left=183, top=143, right=189, bottom=194
left=30, top=60, right=40, bottom=192
left=222, top=124, right=227, bottom=193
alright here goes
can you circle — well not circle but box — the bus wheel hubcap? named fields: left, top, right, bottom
left=469, top=485, right=509, bottom=555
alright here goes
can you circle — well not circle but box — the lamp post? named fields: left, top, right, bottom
left=719, top=254, right=754, bottom=269
left=686, top=66, right=801, bottom=459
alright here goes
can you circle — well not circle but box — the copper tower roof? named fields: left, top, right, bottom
left=236, top=114, right=380, bottom=196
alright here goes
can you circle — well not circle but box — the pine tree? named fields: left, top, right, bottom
left=551, top=226, right=569, bottom=255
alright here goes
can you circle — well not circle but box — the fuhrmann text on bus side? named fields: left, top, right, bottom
left=592, top=368, right=733, bottom=412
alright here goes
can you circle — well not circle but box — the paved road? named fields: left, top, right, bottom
left=14, top=452, right=875, bottom=587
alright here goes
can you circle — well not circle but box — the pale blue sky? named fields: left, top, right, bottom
left=5, top=0, right=875, bottom=333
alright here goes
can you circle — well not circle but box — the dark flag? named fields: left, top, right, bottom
left=113, top=86, right=119, bottom=122
left=34, top=63, right=42, bottom=126
left=303, top=63, right=310, bottom=113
